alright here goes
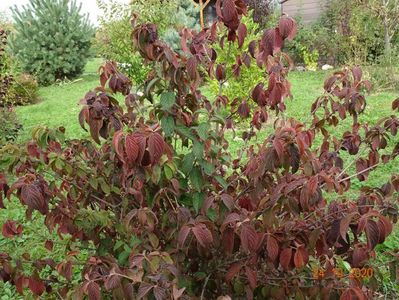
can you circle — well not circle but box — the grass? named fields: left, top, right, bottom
left=15, top=58, right=103, bottom=141
left=2, top=59, right=399, bottom=298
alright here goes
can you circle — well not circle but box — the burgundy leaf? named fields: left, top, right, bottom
left=147, top=132, right=165, bottom=165
left=365, top=219, right=380, bottom=250
left=125, top=133, right=140, bottom=164
left=266, top=235, right=279, bottom=261
left=192, top=223, right=213, bottom=248
left=44, top=240, right=53, bottom=251
left=278, top=16, right=297, bottom=40
left=137, top=282, right=153, bottom=299
left=240, top=223, right=259, bottom=253
left=215, top=64, right=226, bottom=81
left=187, top=56, right=198, bottom=80
left=2, top=220, right=22, bottom=238
left=28, top=275, right=45, bottom=296
left=237, top=23, right=247, bottom=48
left=237, top=100, right=250, bottom=118
left=279, top=248, right=292, bottom=270
left=178, top=225, right=191, bottom=248
left=245, top=266, right=257, bottom=290
left=225, top=262, right=241, bottom=282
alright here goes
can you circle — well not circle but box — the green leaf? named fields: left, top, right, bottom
left=207, top=208, right=217, bottom=222
left=199, top=160, right=215, bottom=176
left=193, top=192, right=205, bottom=214
left=215, top=175, right=228, bottom=189
left=160, top=92, right=176, bottom=111
left=151, top=165, right=161, bottom=184
left=196, top=123, right=210, bottom=140
left=118, top=250, right=130, bottom=265
left=189, top=166, right=203, bottom=191
left=161, top=115, right=175, bottom=136
left=164, top=164, right=174, bottom=180
left=181, top=152, right=195, bottom=175
left=98, top=178, right=110, bottom=194
left=89, top=177, right=98, bottom=190
left=193, top=141, right=204, bottom=159
left=176, top=125, right=196, bottom=140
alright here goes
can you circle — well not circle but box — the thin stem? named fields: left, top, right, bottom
left=200, top=273, right=212, bottom=300
left=338, top=163, right=380, bottom=184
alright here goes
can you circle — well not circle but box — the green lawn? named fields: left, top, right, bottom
left=15, top=58, right=103, bottom=141
left=3, top=59, right=399, bottom=297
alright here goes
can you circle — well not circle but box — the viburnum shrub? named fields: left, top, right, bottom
left=1, top=0, right=399, bottom=299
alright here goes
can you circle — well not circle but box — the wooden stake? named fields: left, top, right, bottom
left=192, top=0, right=212, bottom=29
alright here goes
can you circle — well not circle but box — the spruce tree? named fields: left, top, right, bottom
left=10, top=0, right=94, bottom=85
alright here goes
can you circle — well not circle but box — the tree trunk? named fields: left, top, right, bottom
left=383, top=0, right=391, bottom=56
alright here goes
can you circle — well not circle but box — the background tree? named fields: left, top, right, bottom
left=9, top=0, right=94, bottom=85
left=358, top=0, right=399, bottom=57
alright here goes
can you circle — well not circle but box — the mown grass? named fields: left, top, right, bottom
left=2, top=59, right=398, bottom=298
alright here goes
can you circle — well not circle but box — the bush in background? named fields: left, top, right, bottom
left=285, top=0, right=384, bottom=67
left=1, top=26, right=40, bottom=107
left=0, top=107, right=22, bottom=146
left=9, top=0, right=94, bottom=85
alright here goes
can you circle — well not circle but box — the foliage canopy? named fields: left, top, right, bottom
left=0, top=0, right=398, bottom=299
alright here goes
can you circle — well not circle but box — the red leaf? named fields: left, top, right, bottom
left=154, top=286, right=167, bottom=300
left=266, top=235, right=279, bottom=261
left=245, top=266, right=257, bottom=289
left=278, top=16, right=297, bottom=40
left=222, top=0, right=238, bottom=27
left=392, top=98, right=399, bottom=111
left=279, top=248, right=292, bottom=270
left=222, top=227, right=235, bottom=254
left=240, top=223, right=259, bottom=253
left=222, top=213, right=240, bottom=231
left=221, top=193, right=234, bottom=211
left=2, top=220, right=23, bottom=238
left=324, top=76, right=337, bottom=92
left=187, top=56, right=198, bottom=80
left=365, top=219, right=380, bottom=250
left=339, top=215, right=351, bottom=243
left=225, top=262, right=241, bottom=282
left=294, top=246, right=308, bottom=269
left=216, top=64, right=226, bottom=81
left=15, top=275, right=28, bottom=295
left=352, top=66, right=362, bottom=83
left=237, top=23, right=247, bottom=48
left=138, top=282, right=153, bottom=299
left=164, top=47, right=179, bottom=68
left=178, top=225, right=191, bottom=248
left=237, top=100, right=250, bottom=118
left=378, top=215, right=393, bottom=239
left=248, top=40, right=257, bottom=58
left=20, top=183, right=48, bottom=215
left=125, top=133, right=140, bottom=164
left=44, top=240, right=53, bottom=251
left=147, top=132, right=165, bottom=165
left=192, top=223, right=213, bottom=248
left=28, top=275, right=45, bottom=296
left=104, top=272, right=121, bottom=291
left=273, top=138, right=284, bottom=160
left=112, top=130, right=125, bottom=162
left=88, top=117, right=103, bottom=144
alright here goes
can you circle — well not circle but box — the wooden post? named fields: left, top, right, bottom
left=192, top=0, right=212, bottom=29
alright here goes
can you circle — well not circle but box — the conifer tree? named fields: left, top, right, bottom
left=10, top=0, right=94, bottom=85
